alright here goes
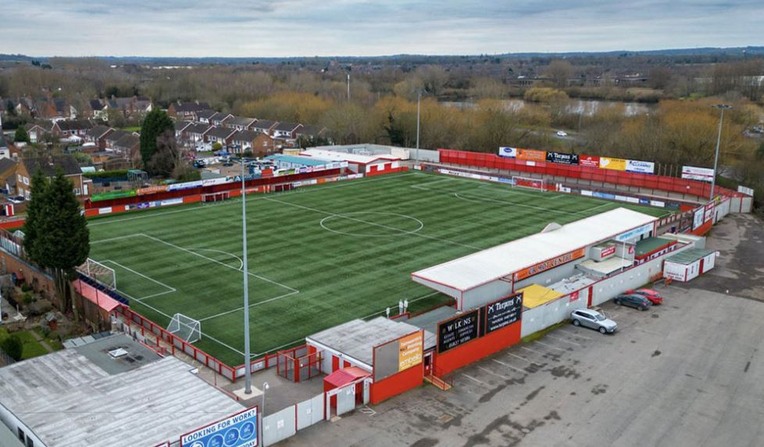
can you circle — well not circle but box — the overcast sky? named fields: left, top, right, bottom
left=3, top=0, right=762, bottom=57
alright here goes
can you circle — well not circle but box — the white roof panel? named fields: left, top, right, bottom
left=412, top=208, right=657, bottom=292
left=302, top=149, right=397, bottom=164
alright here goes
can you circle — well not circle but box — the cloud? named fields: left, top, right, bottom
left=2, top=0, right=762, bottom=57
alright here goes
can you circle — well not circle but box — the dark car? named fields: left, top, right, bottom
left=625, top=288, right=664, bottom=305
left=613, top=293, right=652, bottom=311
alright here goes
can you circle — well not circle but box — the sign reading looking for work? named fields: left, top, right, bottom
left=484, top=293, right=523, bottom=334
left=437, top=310, right=479, bottom=353
left=181, top=407, right=258, bottom=447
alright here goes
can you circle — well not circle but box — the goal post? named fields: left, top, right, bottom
left=167, top=313, right=202, bottom=343
left=77, top=258, right=117, bottom=290
left=512, top=176, right=547, bottom=192
left=201, top=191, right=231, bottom=203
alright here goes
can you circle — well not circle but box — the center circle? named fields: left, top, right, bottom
left=320, top=212, right=424, bottom=237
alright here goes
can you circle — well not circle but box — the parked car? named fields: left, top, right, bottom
left=7, top=196, right=25, bottom=204
left=613, top=293, right=652, bottom=311
left=570, top=309, right=617, bottom=334
left=556, top=130, right=568, bottom=137
left=626, top=288, right=663, bottom=305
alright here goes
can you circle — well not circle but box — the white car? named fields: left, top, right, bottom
left=570, top=309, right=617, bottom=334
left=556, top=130, right=568, bottom=137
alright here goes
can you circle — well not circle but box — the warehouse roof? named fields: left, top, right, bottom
left=412, top=208, right=657, bottom=295
left=302, top=148, right=397, bottom=165
left=0, top=334, right=243, bottom=447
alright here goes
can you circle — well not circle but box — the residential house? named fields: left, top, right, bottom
left=52, top=120, right=94, bottom=138
left=251, top=133, right=277, bottom=157
left=296, top=125, right=328, bottom=140
left=230, top=130, right=260, bottom=154
left=209, top=112, right=234, bottom=127
left=225, top=116, right=257, bottom=131
left=167, top=101, right=211, bottom=121
left=106, top=96, right=153, bottom=118
left=84, top=125, right=114, bottom=150
left=251, top=119, right=278, bottom=135
left=35, top=98, right=77, bottom=121
left=205, top=127, right=237, bottom=148
left=175, top=121, right=193, bottom=141
left=24, top=123, right=53, bottom=143
left=271, top=122, right=303, bottom=139
left=196, top=109, right=217, bottom=124
left=17, top=155, right=87, bottom=199
left=0, top=158, right=18, bottom=193
left=103, top=130, right=132, bottom=151
left=88, top=99, right=108, bottom=121
left=112, top=134, right=141, bottom=166
left=185, top=124, right=212, bottom=145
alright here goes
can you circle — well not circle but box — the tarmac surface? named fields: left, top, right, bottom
left=277, top=213, right=764, bottom=447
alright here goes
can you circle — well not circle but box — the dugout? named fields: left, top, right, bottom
left=306, top=317, right=432, bottom=405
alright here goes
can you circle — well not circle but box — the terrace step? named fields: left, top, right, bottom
left=424, top=374, right=452, bottom=391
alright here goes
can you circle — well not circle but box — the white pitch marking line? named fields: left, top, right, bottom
left=461, top=373, right=490, bottom=387
left=103, top=260, right=176, bottom=293
left=91, top=234, right=145, bottom=244
left=535, top=340, right=567, bottom=352
left=478, top=365, right=510, bottom=380
left=492, top=358, right=526, bottom=373
left=546, top=334, right=584, bottom=347
left=263, top=196, right=481, bottom=250
left=140, top=233, right=298, bottom=293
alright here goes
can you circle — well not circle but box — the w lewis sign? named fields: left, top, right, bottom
left=181, top=407, right=258, bottom=447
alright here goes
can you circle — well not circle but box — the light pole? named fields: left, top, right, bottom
left=415, top=90, right=421, bottom=164
left=347, top=74, right=351, bottom=101
left=710, top=104, right=732, bottom=201
left=242, top=158, right=252, bottom=394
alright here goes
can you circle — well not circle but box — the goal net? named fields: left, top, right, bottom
left=201, top=191, right=231, bottom=203
left=77, top=258, right=117, bottom=289
left=512, top=176, right=547, bottom=192
left=167, top=313, right=202, bottom=343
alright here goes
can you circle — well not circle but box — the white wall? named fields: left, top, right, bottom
left=0, top=404, right=46, bottom=447
left=521, top=294, right=587, bottom=338
left=463, top=280, right=512, bottom=310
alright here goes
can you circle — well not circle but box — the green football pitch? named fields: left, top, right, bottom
left=88, top=172, right=671, bottom=366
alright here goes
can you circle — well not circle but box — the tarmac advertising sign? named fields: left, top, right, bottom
left=437, top=310, right=479, bottom=353
left=484, top=293, right=523, bottom=334
left=181, top=407, right=258, bottom=447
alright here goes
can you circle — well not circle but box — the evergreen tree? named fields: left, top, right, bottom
left=24, top=170, right=90, bottom=315
left=139, top=109, right=174, bottom=172
left=14, top=126, right=29, bottom=143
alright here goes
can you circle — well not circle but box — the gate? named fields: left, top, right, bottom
left=262, top=406, right=296, bottom=446
left=336, top=383, right=356, bottom=416
left=277, top=345, right=322, bottom=382
left=296, top=393, right=324, bottom=430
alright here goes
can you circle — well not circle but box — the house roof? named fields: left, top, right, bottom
left=228, top=116, right=257, bottom=127
left=274, top=122, right=301, bottom=132
left=175, top=121, right=193, bottom=132
left=56, top=120, right=93, bottom=132
left=209, top=112, right=233, bottom=123
left=87, top=125, right=112, bottom=139
left=206, top=127, right=236, bottom=139
left=0, top=158, right=17, bottom=175
left=0, top=334, right=244, bottom=447
left=171, top=101, right=210, bottom=112
left=187, top=123, right=212, bottom=134
left=232, top=130, right=260, bottom=142
left=105, top=130, right=131, bottom=143
left=23, top=155, right=82, bottom=176
left=195, top=109, right=216, bottom=121
left=89, top=99, right=105, bottom=111
left=411, top=208, right=658, bottom=295
left=252, top=119, right=277, bottom=131
left=114, top=134, right=139, bottom=150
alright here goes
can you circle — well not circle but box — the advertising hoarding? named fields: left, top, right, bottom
left=578, top=155, right=600, bottom=168
left=181, top=407, right=258, bottom=447
left=498, top=147, right=517, bottom=158
left=398, top=332, right=423, bottom=371
left=516, top=148, right=547, bottom=162
left=514, top=248, right=586, bottom=281
left=546, top=151, right=579, bottom=165
left=599, top=157, right=627, bottom=171
left=484, top=293, right=523, bottom=334
left=625, top=159, right=655, bottom=174
left=437, top=310, right=479, bottom=353
left=681, top=166, right=714, bottom=182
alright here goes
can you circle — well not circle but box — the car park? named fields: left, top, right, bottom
left=570, top=308, right=617, bottom=334
left=625, top=288, right=663, bottom=305
left=613, top=293, right=652, bottom=310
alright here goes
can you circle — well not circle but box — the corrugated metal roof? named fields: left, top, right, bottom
left=307, top=317, right=424, bottom=367
left=412, top=208, right=657, bottom=293
left=666, top=248, right=716, bottom=265
left=0, top=334, right=243, bottom=447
